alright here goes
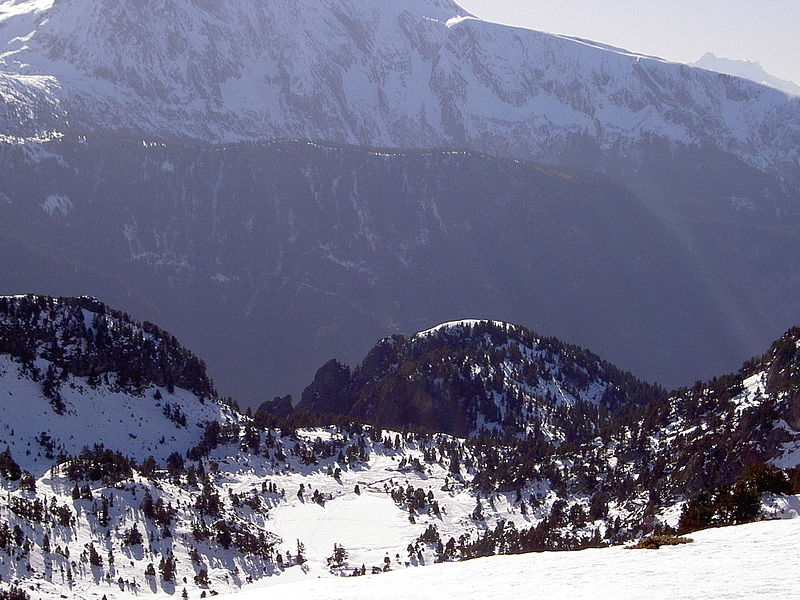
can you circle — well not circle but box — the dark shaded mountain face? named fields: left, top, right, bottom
left=294, top=320, right=662, bottom=439
left=1, top=0, right=799, bottom=408
left=1, top=137, right=799, bottom=406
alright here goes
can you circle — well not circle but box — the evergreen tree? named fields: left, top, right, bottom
left=123, top=524, right=144, bottom=546
left=327, top=544, right=348, bottom=568
left=194, top=569, right=209, bottom=586
left=0, top=447, right=22, bottom=481
left=159, top=553, right=177, bottom=582
left=87, top=543, right=103, bottom=567
left=472, top=498, right=484, bottom=520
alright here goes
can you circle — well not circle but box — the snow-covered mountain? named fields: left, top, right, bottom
left=0, top=0, right=798, bottom=178
left=694, top=52, right=800, bottom=97
left=295, top=317, right=800, bottom=504
left=0, top=294, right=227, bottom=472
left=1, top=296, right=799, bottom=600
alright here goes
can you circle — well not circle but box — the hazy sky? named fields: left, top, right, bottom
left=455, top=0, right=800, bottom=85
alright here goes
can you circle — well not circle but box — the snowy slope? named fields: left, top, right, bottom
left=0, top=419, right=609, bottom=600
left=0, top=0, right=798, bottom=175
left=0, top=354, right=233, bottom=474
left=0, top=294, right=231, bottom=473
left=1, top=296, right=627, bottom=599
left=2, top=295, right=800, bottom=600
left=225, top=518, right=800, bottom=600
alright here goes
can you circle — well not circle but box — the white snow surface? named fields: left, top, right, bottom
left=0, top=354, right=233, bottom=474
left=414, top=319, right=512, bottom=338
left=224, top=518, right=800, bottom=600
left=0, top=0, right=797, bottom=175
left=269, top=490, right=418, bottom=567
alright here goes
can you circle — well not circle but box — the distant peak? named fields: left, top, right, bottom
left=693, top=52, right=800, bottom=97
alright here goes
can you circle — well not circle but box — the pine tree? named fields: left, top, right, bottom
left=87, top=543, right=103, bottom=567
left=96, top=496, right=110, bottom=527
left=295, top=540, right=306, bottom=565
left=19, top=471, right=35, bottom=492
left=159, top=553, right=177, bottom=582
left=472, top=498, right=484, bottom=520
left=123, top=524, right=144, bottom=546
left=0, top=447, right=22, bottom=481
left=327, top=543, right=348, bottom=568
left=194, top=569, right=209, bottom=586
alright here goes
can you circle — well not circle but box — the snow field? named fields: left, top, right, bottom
left=270, top=493, right=417, bottom=568
left=226, top=518, right=800, bottom=600
left=0, top=355, right=231, bottom=474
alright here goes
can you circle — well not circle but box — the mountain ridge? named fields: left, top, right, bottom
left=293, top=319, right=662, bottom=440
left=694, top=52, right=800, bottom=97
left=0, top=0, right=798, bottom=180
left=0, top=294, right=228, bottom=474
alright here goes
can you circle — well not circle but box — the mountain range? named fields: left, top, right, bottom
left=1, top=0, right=799, bottom=178
left=3, top=1, right=800, bottom=598
left=2, top=0, right=800, bottom=403
left=0, top=295, right=798, bottom=599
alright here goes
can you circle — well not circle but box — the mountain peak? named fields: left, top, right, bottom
left=414, top=319, right=519, bottom=339
left=693, top=52, right=800, bottom=97
left=295, top=321, right=661, bottom=439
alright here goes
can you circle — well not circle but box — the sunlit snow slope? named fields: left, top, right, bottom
left=0, top=0, right=798, bottom=175
left=226, top=518, right=800, bottom=600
